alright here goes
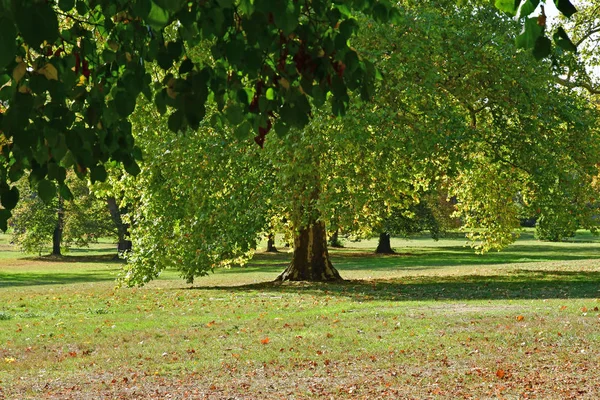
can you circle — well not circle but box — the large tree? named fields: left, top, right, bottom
left=119, top=1, right=600, bottom=285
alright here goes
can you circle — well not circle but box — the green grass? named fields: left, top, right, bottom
left=1, top=231, right=600, bottom=398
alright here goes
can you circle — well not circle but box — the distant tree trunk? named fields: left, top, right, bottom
left=52, top=196, right=64, bottom=256
left=329, top=229, right=343, bottom=248
left=106, top=196, right=132, bottom=253
left=276, top=221, right=343, bottom=282
left=266, top=233, right=278, bottom=252
left=375, top=232, right=395, bottom=254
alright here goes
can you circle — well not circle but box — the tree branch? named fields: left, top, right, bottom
left=554, top=76, right=600, bottom=95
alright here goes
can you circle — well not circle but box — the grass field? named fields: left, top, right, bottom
left=1, top=231, right=599, bottom=399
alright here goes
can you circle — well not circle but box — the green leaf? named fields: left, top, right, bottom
left=273, top=2, right=299, bottom=35
left=37, top=179, right=57, bottom=204
left=147, top=1, right=171, bottom=30
left=1, top=186, right=19, bottom=210
left=554, top=0, right=577, bottom=18
left=154, top=0, right=187, bottom=12
left=59, top=0, right=76, bottom=12
left=495, top=0, right=518, bottom=16
left=15, top=2, right=59, bottom=49
left=233, top=120, right=252, bottom=140
left=225, top=104, right=244, bottom=125
left=114, top=91, right=137, bottom=118
left=179, top=59, right=194, bottom=74
left=372, top=4, right=389, bottom=22
left=124, top=160, right=141, bottom=176
left=553, top=27, right=577, bottom=52
left=338, top=18, right=358, bottom=40
left=102, top=49, right=117, bottom=63
left=133, top=0, right=152, bottom=18
left=155, top=90, right=167, bottom=114
left=515, top=17, right=543, bottom=49
left=274, top=120, right=290, bottom=137
left=157, top=49, right=173, bottom=70
left=168, top=110, right=184, bottom=132
left=58, top=183, right=73, bottom=201
left=266, top=88, right=275, bottom=100
left=533, top=35, right=552, bottom=60
left=0, top=17, right=17, bottom=70
left=519, top=0, right=539, bottom=18
left=0, top=209, right=10, bottom=232
left=90, top=165, right=108, bottom=184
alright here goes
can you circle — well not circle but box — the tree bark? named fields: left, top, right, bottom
left=276, top=221, right=343, bottom=282
left=266, top=233, right=278, bottom=252
left=52, top=196, right=64, bottom=256
left=106, top=196, right=132, bottom=253
left=375, top=232, right=395, bottom=254
left=329, top=229, right=343, bottom=248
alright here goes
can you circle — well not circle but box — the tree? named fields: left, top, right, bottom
left=10, top=174, right=116, bottom=255
left=374, top=194, right=452, bottom=254
left=373, top=1, right=600, bottom=253
left=0, top=0, right=400, bottom=231
left=119, top=1, right=600, bottom=284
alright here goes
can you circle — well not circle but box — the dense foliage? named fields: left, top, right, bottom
left=0, top=0, right=400, bottom=231
left=118, top=1, right=600, bottom=284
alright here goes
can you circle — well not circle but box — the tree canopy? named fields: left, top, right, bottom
left=0, top=0, right=402, bottom=230
left=115, top=1, right=600, bottom=284
left=0, top=0, right=586, bottom=232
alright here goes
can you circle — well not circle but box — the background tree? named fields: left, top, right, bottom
left=374, top=191, right=456, bottom=254
left=10, top=173, right=116, bottom=255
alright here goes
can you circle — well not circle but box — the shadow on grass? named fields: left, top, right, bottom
left=0, top=270, right=120, bottom=288
left=197, top=269, right=600, bottom=301
left=225, top=242, right=600, bottom=275
left=22, top=253, right=124, bottom=264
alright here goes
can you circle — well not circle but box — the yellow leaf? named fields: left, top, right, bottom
left=167, top=78, right=177, bottom=99
left=13, top=62, right=27, bottom=83
left=278, top=77, right=290, bottom=90
left=38, top=63, right=58, bottom=81
left=4, top=357, right=15, bottom=364
left=77, top=75, right=86, bottom=86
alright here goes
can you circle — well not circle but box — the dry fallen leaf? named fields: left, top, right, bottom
left=496, top=369, right=506, bottom=379
left=516, top=315, right=524, bottom=321
left=260, top=337, right=270, bottom=344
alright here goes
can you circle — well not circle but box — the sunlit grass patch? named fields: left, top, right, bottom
left=0, top=231, right=599, bottom=398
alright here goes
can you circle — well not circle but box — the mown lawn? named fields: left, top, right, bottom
left=1, top=231, right=599, bottom=399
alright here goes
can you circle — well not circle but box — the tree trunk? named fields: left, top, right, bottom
left=276, top=221, right=343, bottom=282
left=375, top=232, right=395, bottom=254
left=266, top=233, right=278, bottom=252
left=52, top=196, right=64, bottom=256
left=329, top=229, right=343, bottom=248
left=106, top=196, right=132, bottom=253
